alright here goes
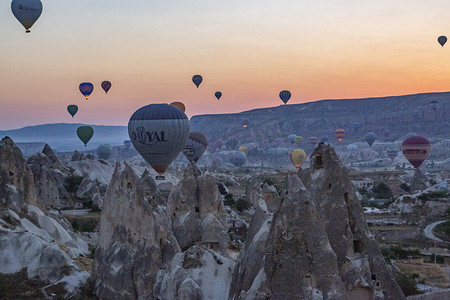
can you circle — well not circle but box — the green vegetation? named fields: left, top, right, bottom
left=235, top=197, right=251, bottom=212
left=399, top=183, right=411, bottom=192
left=260, top=177, right=275, bottom=187
left=71, top=218, right=97, bottom=232
left=223, top=193, right=235, bottom=207
left=381, top=246, right=421, bottom=261
left=372, top=182, right=393, bottom=199
left=434, top=220, right=450, bottom=242
left=430, top=254, right=445, bottom=264
left=64, top=174, right=83, bottom=193
left=395, top=272, right=422, bottom=297
left=417, top=190, right=448, bottom=201
left=217, top=183, right=227, bottom=195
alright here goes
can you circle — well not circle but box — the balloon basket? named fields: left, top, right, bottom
left=156, top=175, right=165, bottom=180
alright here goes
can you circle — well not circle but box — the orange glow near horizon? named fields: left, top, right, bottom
left=1, top=1, right=450, bottom=129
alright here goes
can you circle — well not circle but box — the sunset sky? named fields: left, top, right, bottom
left=1, top=0, right=450, bottom=130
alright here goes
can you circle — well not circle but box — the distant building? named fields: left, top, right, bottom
left=351, top=177, right=374, bottom=190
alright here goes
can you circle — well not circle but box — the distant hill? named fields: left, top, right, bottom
left=0, top=123, right=128, bottom=152
left=1, top=92, right=449, bottom=152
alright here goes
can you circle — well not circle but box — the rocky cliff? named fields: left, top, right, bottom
left=229, top=143, right=405, bottom=299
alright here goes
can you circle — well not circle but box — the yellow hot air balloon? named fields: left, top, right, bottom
left=239, top=145, right=247, bottom=153
left=290, top=149, right=306, bottom=168
left=170, top=101, right=186, bottom=112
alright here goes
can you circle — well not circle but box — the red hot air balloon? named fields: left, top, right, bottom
left=101, top=81, right=111, bottom=94
left=401, top=136, right=431, bottom=168
left=335, top=129, right=345, bottom=141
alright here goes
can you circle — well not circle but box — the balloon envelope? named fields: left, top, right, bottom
left=295, top=136, right=303, bottom=145
left=382, top=129, right=390, bottom=138
left=386, top=148, right=398, bottom=161
left=365, top=132, right=377, bottom=146
left=347, top=144, right=357, bottom=151
left=241, top=118, right=249, bottom=128
left=79, top=82, right=94, bottom=100
left=11, top=0, right=42, bottom=33
left=77, top=126, right=94, bottom=146
left=239, top=145, right=247, bottom=153
left=335, top=129, right=345, bottom=141
left=215, top=91, right=222, bottom=100
left=309, top=136, right=318, bottom=145
left=352, top=122, right=361, bottom=131
left=405, top=132, right=417, bottom=139
left=170, top=102, right=186, bottom=112
left=288, top=134, right=296, bottom=144
left=67, top=105, right=78, bottom=118
left=438, top=36, right=447, bottom=47
left=226, top=137, right=239, bottom=149
left=101, top=81, right=111, bottom=94
left=230, top=151, right=246, bottom=167
left=290, top=149, right=306, bottom=167
left=96, top=144, right=112, bottom=160
left=279, top=90, right=291, bottom=104
left=128, top=104, right=190, bottom=174
left=192, top=75, right=203, bottom=88
left=182, top=132, right=208, bottom=163
left=124, top=140, right=132, bottom=149
left=402, top=136, right=431, bottom=168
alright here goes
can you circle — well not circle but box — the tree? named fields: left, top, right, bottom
left=372, top=182, right=393, bottom=199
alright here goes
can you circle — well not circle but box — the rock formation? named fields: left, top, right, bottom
left=0, top=137, right=37, bottom=210
left=229, top=143, right=405, bottom=299
left=410, top=168, right=428, bottom=192
left=167, top=163, right=229, bottom=252
left=93, top=164, right=180, bottom=300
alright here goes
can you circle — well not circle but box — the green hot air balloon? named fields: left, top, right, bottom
left=67, top=105, right=78, bottom=118
left=77, top=126, right=94, bottom=146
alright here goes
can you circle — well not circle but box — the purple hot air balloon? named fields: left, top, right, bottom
left=101, top=81, right=112, bottom=94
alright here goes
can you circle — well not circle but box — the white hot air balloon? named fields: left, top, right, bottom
left=11, top=0, right=43, bottom=33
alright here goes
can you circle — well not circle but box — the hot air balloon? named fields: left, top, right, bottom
left=382, top=129, right=390, bottom=138
left=386, top=148, right=398, bottom=161
left=215, top=92, right=222, bottom=100
left=124, top=140, right=132, bottom=149
left=101, top=81, right=111, bottom=94
left=352, top=122, right=361, bottom=131
left=288, top=134, right=296, bottom=144
left=320, top=136, right=329, bottom=143
left=438, top=36, right=447, bottom=47
left=402, top=136, right=431, bottom=168
left=226, top=137, right=239, bottom=150
left=79, top=82, right=94, bottom=100
left=96, top=144, right=113, bottom=160
left=11, top=0, right=42, bottom=33
left=77, top=126, right=94, bottom=146
left=335, top=129, right=345, bottom=141
left=67, top=105, right=78, bottom=118
left=170, top=102, right=186, bottom=112
left=295, top=136, right=303, bottom=145
left=405, top=132, right=417, bottom=139
left=309, top=136, right=319, bottom=146
left=182, top=132, right=208, bottom=163
left=430, top=100, right=438, bottom=111
left=239, top=145, right=247, bottom=153
left=347, top=144, right=357, bottom=152
left=241, top=118, right=249, bottom=128
left=290, top=149, right=306, bottom=168
left=230, top=151, right=246, bottom=167
left=279, top=90, right=291, bottom=104
left=192, top=75, right=203, bottom=88
left=209, top=139, right=224, bottom=153
left=365, top=132, right=377, bottom=147
left=128, top=104, right=190, bottom=177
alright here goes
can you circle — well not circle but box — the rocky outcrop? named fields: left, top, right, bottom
left=411, top=168, right=428, bottom=192
left=71, top=150, right=84, bottom=161
left=154, top=246, right=236, bottom=300
left=229, top=143, right=405, bottom=299
left=167, top=164, right=229, bottom=252
left=0, top=137, right=37, bottom=211
left=93, top=164, right=180, bottom=300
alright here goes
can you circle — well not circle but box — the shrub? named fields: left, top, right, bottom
left=399, top=183, right=411, bottom=192
left=372, top=182, right=393, bottom=199
left=395, top=273, right=422, bottom=297
left=418, top=190, right=448, bottom=201
left=381, top=246, right=421, bottom=261
left=217, top=183, right=227, bottom=195
left=234, top=197, right=250, bottom=212
left=64, top=175, right=83, bottom=193
left=223, top=194, right=235, bottom=207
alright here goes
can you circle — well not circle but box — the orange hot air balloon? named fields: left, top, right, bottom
left=401, top=136, right=431, bottom=168
left=335, top=129, right=345, bottom=141
left=170, top=102, right=186, bottom=112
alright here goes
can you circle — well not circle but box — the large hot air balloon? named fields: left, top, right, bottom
left=288, top=134, right=296, bottom=144
left=192, top=75, right=203, bottom=88
left=215, top=91, right=222, bottom=100
left=79, top=82, right=94, bottom=100
left=382, top=129, right=390, bottom=138
left=170, top=102, right=186, bottom=112
left=239, top=145, right=247, bottom=153
left=128, top=104, right=190, bottom=176
left=335, top=129, right=345, bottom=141
left=77, top=126, right=94, bottom=146
left=295, top=136, right=303, bottom=145
left=438, top=36, right=447, bottom=47
left=96, top=144, right=113, bottom=160
left=365, top=132, right=377, bottom=147
left=386, top=148, right=398, bottom=161
left=226, top=137, right=239, bottom=150
left=290, top=149, right=306, bottom=168
left=124, top=140, right=132, bottom=149
left=67, top=105, right=78, bottom=118
left=241, top=118, right=249, bottom=128
left=209, top=139, right=224, bottom=153
left=279, top=90, right=291, bottom=104
left=11, top=0, right=42, bottom=33
left=352, top=122, right=361, bottom=131
left=182, top=132, right=208, bottom=163
left=309, top=136, right=319, bottom=146
left=230, top=151, right=246, bottom=167
left=101, top=81, right=111, bottom=94
left=402, top=136, right=431, bottom=168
